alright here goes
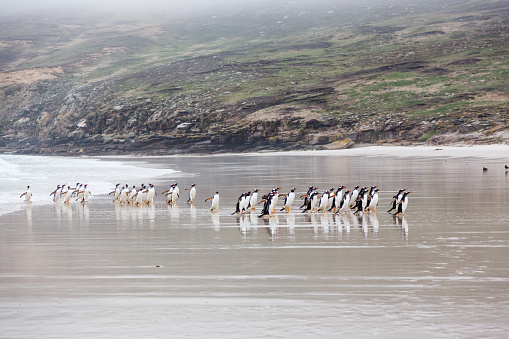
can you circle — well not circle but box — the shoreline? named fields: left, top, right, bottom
left=3, top=144, right=508, bottom=217
left=3, top=143, right=509, bottom=160
left=93, top=144, right=509, bottom=160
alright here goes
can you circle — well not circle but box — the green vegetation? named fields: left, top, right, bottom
left=0, top=0, right=508, bottom=148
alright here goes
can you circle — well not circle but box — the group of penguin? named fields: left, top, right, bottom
left=109, top=183, right=158, bottom=205
left=232, top=186, right=411, bottom=217
left=19, top=182, right=411, bottom=217
left=50, top=183, right=91, bottom=204
left=19, top=184, right=92, bottom=204
left=109, top=183, right=199, bottom=207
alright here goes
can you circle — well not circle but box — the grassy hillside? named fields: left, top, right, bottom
left=0, top=0, right=508, bottom=154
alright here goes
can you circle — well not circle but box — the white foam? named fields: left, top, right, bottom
left=0, top=155, right=178, bottom=216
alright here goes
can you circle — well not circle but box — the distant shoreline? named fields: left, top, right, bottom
left=92, top=144, right=509, bottom=160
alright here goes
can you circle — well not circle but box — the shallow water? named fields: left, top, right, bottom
left=1, top=150, right=509, bottom=338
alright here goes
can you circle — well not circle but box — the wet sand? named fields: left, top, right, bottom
left=1, top=146, right=509, bottom=337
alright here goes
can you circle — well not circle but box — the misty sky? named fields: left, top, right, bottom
left=0, top=0, right=279, bottom=16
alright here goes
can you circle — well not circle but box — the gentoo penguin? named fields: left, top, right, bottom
left=324, top=187, right=335, bottom=210
left=336, top=190, right=351, bottom=215
left=349, top=186, right=360, bottom=208
left=147, top=184, right=156, bottom=204
left=186, top=184, right=197, bottom=204
left=135, top=184, right=146, bottom=206
left=163, top=183, right=178, bottom=205
left=248, top=189, right=259, bottom=210
left=259, top=190, right=278, bottom=217
left=83, top=184, right=91, bottom=202
left=118, top=185, right=128, bottom=204
left=317, top=191, right=329, bottom=213
left=205, top=192, right=220, bottom=212
left=162, top=185, right=174, bottom=204
left=50, top=185, right=61, bottom=202
left=353, top=187, right=368, bottom=215
left=330, top=185, right=346, bottom=212
left=302, top=191, right=319, bottom=213
left=232, top=191, right=251, bottom=215
left=128, top=185, right=137, bottom=204
left=280, top=188, right=296, bottom=212
left=269, top=190, right=280, bottom=214
left=109, top=183, right=121, bottom=202
left=366, top=186, right=379, bottom=212
left=171, top=183, right=180, bottom=204
left=75, top=184, right=84, bottom=202
left=394, top=191, right=412, bottom=216
left=388, top=189, right=407, bottom=213
left=300, top=186, right=317, bottom=209
left=64, top=186, right=74, bottom=204
left=20, top=186, right=32, bottom=203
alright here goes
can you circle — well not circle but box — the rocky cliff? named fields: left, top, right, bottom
left=1, top=0, right=508, bottom=155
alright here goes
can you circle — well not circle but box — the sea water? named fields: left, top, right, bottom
left=0, top=154, right=177, bottom=216
left=1, top=147, right=509, bottom=338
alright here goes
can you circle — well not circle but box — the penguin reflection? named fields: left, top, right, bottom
left=285, top=213, right=296, bottom=235
left=264, top=214, right=280, bottom=239
left=238, top=214, right=251, bottom=235
left=25, top=205, right=32, bottom=228
left=211, top=213, right=220, bottom=231
left=368, top=212, right=379, bottom=236
left=393, top=214, right=409, bottom=239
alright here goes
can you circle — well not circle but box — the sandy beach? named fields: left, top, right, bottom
left=1, top=145, right=509, bottom=337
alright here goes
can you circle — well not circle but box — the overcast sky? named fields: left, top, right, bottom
left=0, top=0, right=281, bottom=16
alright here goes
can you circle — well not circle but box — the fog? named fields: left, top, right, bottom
left=1, top=0, right=287, bottom=17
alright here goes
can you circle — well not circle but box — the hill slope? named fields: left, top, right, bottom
left=0, top=0, right=508, bottom=155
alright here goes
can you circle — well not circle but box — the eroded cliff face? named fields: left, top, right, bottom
left=1, top=68, right=507, bottom=156
left=1, top=1, right=508, bottom=155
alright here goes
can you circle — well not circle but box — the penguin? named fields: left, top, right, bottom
left=140, top=184, right=149, bottom=204
left=394, top=191, right=412, bottom=216
left=388, top=189, right=407, bottom=213
left=83, top=184, right=91, bottom=203
left=205, top=192, right=220, bottom=212
left=329, top=185, right=346, bottom=212
left=232, top=191, right=251, bottom=215
left=336, top=190, right=351, bottom=215
left=75, top=184, right=84, bottom=202
left=119, top=185, right=129, bottom=204
left=349, top=186, right=360, bottom=208
left=353, top=187, right=368, bottom=215
left=171, top=183, right=180, bottom=204
left=162, top=185, right=174, bottom=204
left=50, top=185, right=61, bottom=202
left=269, top=190, right=279, bottom=214
left=109, top=183, right=121, bottom=202
left=147, top=184, right=156, bottom=204
left=326, top=187, right=335, bottom=211
left=248, top=189, right=259, bottom=210
left=302, top=191, right=319, bottom=213
left=186, top=184, right=197, bottom=204
left=280, top=188, right=296, bottom=212
left=366, top=187, right=379, bottom=212
left=128, top=185, right=137, bottom=204
left=317, top=191, right=329, bottom=213
left=20, top=185, right=32, bottom=203
left=259, top=191, right=277, bottom=217
left=300, top=186, right=316, bottom=209
left=63, top=186, right=74, bottom=204
left=135, top=184, right=145, bottom=206
left=365, top=186, right=379, bottom=212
